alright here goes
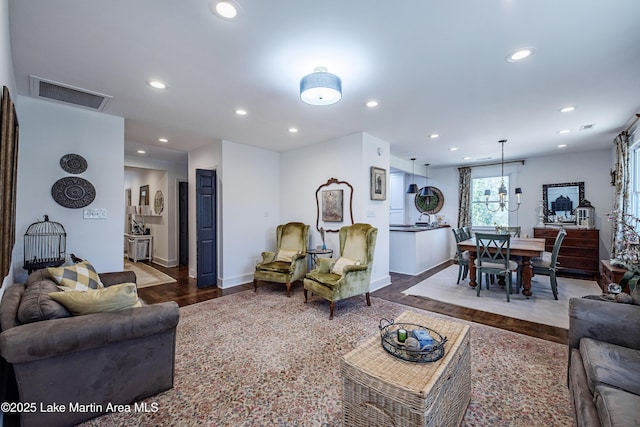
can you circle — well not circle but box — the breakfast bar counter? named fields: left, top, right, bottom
left=389, top=225, right=450, bottom=275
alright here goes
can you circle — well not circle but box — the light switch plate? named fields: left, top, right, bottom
left=83, top=208, right=107, bottom=219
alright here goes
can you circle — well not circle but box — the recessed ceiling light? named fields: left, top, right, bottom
left=506, top=47, right=536, bottom=62
left=137, top=150, right=146, bottom=154
left=463, top=156, right=472, bottom=160
left=559, top=106, right=576, bottom=113
left=365, top=100, right=378, bottom=108
left=235, top=109, right=247, bottom=116
left=147, top=80, right=166, bottom=89
left=449, top=147, right=458, bottom=151
left=210, top=1, right=240, bottom=19
left=429, top=134, right=439, bottom=139
left=557, top=144, right=568, bottom=148
left=558, top=129, right=571, bottom=134
left=158, top=138, right=168, bottom=143
left=288, top=127, right=298, bottom=133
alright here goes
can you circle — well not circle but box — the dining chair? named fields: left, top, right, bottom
left=452, top=228, right=470, bottom=284
left=461, top=226, right=472, bottom=240
left=474, top=233, right=519, bottom=302
left=496, top=225, right=523, bottom=286
left=496, top=226, right=521, bottom=237
left=531, top=228, right=567, bottom=299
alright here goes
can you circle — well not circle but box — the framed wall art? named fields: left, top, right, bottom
left=0, top=86, right=19, bottom=280
left=139, top=185, right=149, bottom=206
left=322, top=189, right=343, bottom=222
left=542, top=181, right=584, bottom=223
left=370, top=167, right=386, bottom=200
left=315, top=177, right=354, bottom=232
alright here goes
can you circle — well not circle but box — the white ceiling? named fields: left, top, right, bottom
left=8, top=0, right=640, bottom=167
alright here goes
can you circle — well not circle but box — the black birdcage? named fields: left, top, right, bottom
left=23, top=215, right=67, bottom=274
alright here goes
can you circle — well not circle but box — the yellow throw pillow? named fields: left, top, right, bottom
left=331, top=257, right=358, bottom=275
left=48, top=260, right=103, bottom=291
left=275, top=249, right=299, bottom=262
left=48, top=283, right=141, bottom=316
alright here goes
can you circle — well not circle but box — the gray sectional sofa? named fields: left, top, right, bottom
left=568, top=297, right=640, bottom=427
left=0, top=268, right=180, bottom=427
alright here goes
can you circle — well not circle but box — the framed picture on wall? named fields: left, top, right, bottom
left=139, top=185, right=149, bottom=206
left=322, top=189, right=343, bottom=222
left=370, top=167, right=386, bottom=200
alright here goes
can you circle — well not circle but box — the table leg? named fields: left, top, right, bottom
left=521, top=256, right=533, bottom=297
left=468, top=253, right=477, bottom=289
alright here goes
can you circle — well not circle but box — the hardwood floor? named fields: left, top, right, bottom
left=137, top=261, right=567, bottom=344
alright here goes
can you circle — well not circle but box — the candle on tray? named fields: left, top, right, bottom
left=397, top=328, right=407, bottom=343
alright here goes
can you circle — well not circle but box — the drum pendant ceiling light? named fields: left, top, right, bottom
left=300, top=67, right=342, bottom=106
left=407, top=158, right=419, bottom=194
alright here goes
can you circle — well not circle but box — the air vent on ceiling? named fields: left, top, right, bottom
left=29, top=76, right=113, bottom=112
left=580, top=124, right=595, bottom=131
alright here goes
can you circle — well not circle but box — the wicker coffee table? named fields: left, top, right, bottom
left=341, top=310, right=471, bottom=427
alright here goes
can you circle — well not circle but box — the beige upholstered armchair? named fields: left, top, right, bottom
left=253, top=222, right=309, bottom=297
left=303, top=223, right=378, bottom=319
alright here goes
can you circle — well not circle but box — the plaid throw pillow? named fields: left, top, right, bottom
left=48, top=260, right=104, bottom=291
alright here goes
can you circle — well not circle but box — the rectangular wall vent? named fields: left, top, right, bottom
left=580, top=124, right=595, bottom=131
left=29, top=76, right=113, bottom=112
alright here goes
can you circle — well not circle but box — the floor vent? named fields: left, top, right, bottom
left=29, top=76, right=113, bottom=112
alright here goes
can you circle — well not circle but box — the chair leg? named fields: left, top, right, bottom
left=477, top=273, right=483, bottom=297
left=253, top=278, right=258, bottom=292
left=463, top=265, right=469, bottom=280
left=303, top=289, right=308, bottom=303
left=505, top=274, right=511, bottom=302
left=550, top=271, right=559, bottom=300
left=366, top=292, right=371, bottom=306
left=329, top=301, right=335, bottom=320
left=456, top=265, right=463, bottom=284
left=285, top=282, right=291, bottom=297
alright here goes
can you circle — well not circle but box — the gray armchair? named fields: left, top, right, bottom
left=303, top=223, right=378, bottom=319
left=253, top=222, right=310, bottom=297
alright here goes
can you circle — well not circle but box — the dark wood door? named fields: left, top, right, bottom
left=178, top=181, right=188, bottom=266
left=196, top=169, right=216, bottom=288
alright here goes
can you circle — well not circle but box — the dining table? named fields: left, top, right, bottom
left=457, top=236, right=546, bottom=297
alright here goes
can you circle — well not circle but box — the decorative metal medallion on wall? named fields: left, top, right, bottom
left=51, top=176, right=96, bottom=208
left=415, top=186, right=444, bottom=214
left=59, top=153, right=88, bottom=174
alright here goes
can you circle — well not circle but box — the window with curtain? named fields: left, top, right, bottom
left=471, top=176, right=509, bottom=227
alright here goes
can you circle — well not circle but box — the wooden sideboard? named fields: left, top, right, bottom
left=533, top=227, right=599, bottom=279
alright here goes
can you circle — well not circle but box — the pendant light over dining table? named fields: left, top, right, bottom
left=484, top=139, right=523, bottom=212
left=407, top=158, right=419, bottom=194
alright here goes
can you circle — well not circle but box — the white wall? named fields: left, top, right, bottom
left=281, top=132, right=391, bottom=291
left=13, top=96, right=125, bottom=281
left=1, top=0, right=16, bottom=292
left=220, top=140, right=280, bottom=287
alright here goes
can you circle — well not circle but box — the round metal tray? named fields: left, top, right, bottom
left=379, top=318, right=448, bottom=363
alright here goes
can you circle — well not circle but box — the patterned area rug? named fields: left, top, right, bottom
left=81, top=285, right=574, bottom=426
left=403, top=265, right=601, bottom=329
left=123, top=259, right=176, bottom=288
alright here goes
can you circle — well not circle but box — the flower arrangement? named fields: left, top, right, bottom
left=608, top=211, right=640, bottom=292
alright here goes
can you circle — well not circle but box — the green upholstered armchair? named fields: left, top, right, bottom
left=303, top=223, right=378, bottom=319
left=253, top=222, right=310, bottom=297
